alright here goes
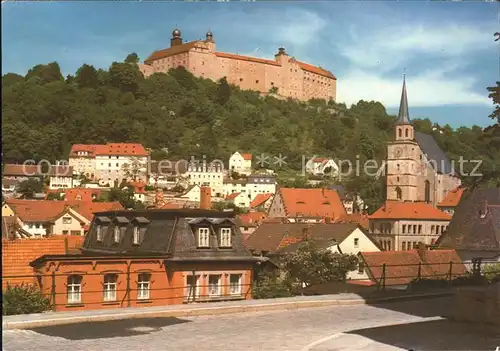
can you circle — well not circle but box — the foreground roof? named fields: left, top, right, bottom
left=360, top=249, right=466, bottom=286
left=436, top=188, right=500, bottom=251
left=369, top=201, right=451, bottom=221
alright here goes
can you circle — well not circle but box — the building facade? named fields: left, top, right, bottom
left=30, top=209, right=259, bottom=311
left=386, top=77, right=461, bottom=207
left=186, top=160, right=224, bottom=197
left=139, top=29, right=337, bottom=102
left=228, top=152, right=253, bottom=175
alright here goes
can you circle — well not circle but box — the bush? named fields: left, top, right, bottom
left=252, top=276, right=293, bottom=299
left=482, top=263, right=500, bottom=283
left=3, top=283, right=52, bottom=315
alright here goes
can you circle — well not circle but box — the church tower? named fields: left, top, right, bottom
left=386, top=75, right=420, bottom=202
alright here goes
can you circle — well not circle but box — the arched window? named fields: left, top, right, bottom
left=398, top=128, right=402, bottom=138
left=396, top=186, right=402, bottom=200
left=424, top=180, right=431, bottom=203
left=405, top=129, right=409, bottom=137
left=67, top=275, right=83, bottom=304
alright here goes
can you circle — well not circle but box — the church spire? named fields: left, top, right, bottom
left=396, top=72, right=411, bottom=125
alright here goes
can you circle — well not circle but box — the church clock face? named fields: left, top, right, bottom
left=395, top=147, right=403, bottom=158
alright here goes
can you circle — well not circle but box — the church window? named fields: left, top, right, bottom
left=397, top=164, right=400, bottom=171
left=424, top=180, right=431, bottom=203
left=396, top=187, right=402, bottom=200
left=405, top=129, right=409, bottom=137
left=398, top=128, right=402, bottom=138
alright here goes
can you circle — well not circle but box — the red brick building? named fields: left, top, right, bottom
left=30, top=209, right=259, bottom=311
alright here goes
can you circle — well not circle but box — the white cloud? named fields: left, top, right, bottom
left=337, top=68, right=491, bottom=107
left=336, top=22, right=495, bottom=107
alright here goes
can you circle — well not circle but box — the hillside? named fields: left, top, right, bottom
left=2, top=56, right=499, bottom=211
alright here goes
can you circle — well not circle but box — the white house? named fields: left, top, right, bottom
left=176, top=184, right=201, bottom=203
left=229, top=152, right=252, bottom=175
left=69, top=143, right=149, bottom=186
left=223, top=175, right=277, bottom=209
left=48, top=165, right=74, bottom=190
left=186, top=161, right=224, bottom=197
left=305, top=157, right=339, bottom=176
left=223, top=179, right=248, bottom=197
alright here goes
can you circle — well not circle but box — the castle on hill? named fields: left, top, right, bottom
left=138, top=29, right=337, bottom=102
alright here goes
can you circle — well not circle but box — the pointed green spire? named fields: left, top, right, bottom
left=396, top=72, right=411, bottom=125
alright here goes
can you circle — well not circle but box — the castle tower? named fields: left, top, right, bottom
left=386, top=75, right=420, bottom=202
left=274, top=47, right=289, bottom=65
left=205, top=30, right=216, bottom=51
left=171, top=28, right=183, bottom=47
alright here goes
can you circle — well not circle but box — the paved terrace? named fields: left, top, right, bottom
left=3, top=294, right=500, bottom=350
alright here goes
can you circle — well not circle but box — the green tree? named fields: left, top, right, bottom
left=216, top=77, right=231, bottom=105
left=3, top=283, right=52, bottom=315
left=282, top=240, right=359, bottom=290
left=25, top=62, right=64, bottom=83
left=108, top=62, right=143, bottom=94
left=75, top=64, right=99, bottom=88
left=17, top=179, right=43, bottom=198
left=125, top=52, right=140, bottom=64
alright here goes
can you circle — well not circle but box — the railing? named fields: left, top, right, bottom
left=2, top=261, right=499, bottom=312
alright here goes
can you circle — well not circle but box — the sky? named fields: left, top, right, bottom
left=2, top=1, right=499, bottom=128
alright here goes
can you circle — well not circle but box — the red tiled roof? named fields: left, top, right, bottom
left=225, top=192, right=241, bottom=200
left=241, top=153, right=252, bottom=161
left=45, top=188, right=102, bottom=202
left=70, top=143, right=148, bottom=157
left=312, top=157, right=329, bottom=163
left=338, top=213, right=369, bottom=230
left=438, top=187, right=465, bottom=207
left=145, top=41, right=199, bottom=63
left=215, top=52, right=280, bottom=66
left=250, top=193, right=273, bottom=208
left=279, top=188, right=346, bottom=219
left=238, top=212, right=266, bottom=226
left=360, top=249, right=466, bottom=286
left=368, top=201, right=451, bottom=220
left=66, top=201, right=124, bottom=221
left=296, top=61, right=336, bottom=79
left=3, top=164, right=42, bottom=177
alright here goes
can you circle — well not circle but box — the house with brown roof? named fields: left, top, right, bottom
left=30, top=208, right=261, bottom=311
left=229, top=152, right=253, bottom=176
left=246, top=222, right=381, bottom=281
left=267, top=187, right=346, bottom=222
left=3, top=164, right=43, bottom=182
left=139, top=29, right=336, bottom=102
left=368, top=201, right=451, bottom=252
left=437, top=187, right=465, bottom=216
left=436, top=188, right=500, bottom=264
left=359, top=247, right=467, bottom=288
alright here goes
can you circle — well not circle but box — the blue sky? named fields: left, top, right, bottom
left=2, top=1, right=499, bottom=128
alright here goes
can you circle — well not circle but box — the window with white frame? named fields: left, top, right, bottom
left=103, top=274, right=117, bottom=302
left=133, top=226, right=140, bottom=245
left=198, top=227, right=210, bottom=247
left=220, top=228, right=232, bottom=247
left=229, top=274, right=242, bottom=295
left=67, top=275, right=82, bottom=304
left=114, top=226, right=120, bottom=243
left=96, top=225, right=103, bottom=241
left=208, top=274, right=221, bottom=297
left=63, top=217, right=72, bottom=224
left=137, top=273, right=151, bottom=300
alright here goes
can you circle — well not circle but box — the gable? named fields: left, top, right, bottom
left=341, top=228, right=381, bottom=252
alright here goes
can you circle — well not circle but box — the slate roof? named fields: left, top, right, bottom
left=415, top=131, right=454, bottom=175
left=395, top=76, right=410, bottom=125
left=436, top=188, right=500, bottom=252
left=245, top=222, right=363, bottom=253
left=81, top=209, right=256, bottom=262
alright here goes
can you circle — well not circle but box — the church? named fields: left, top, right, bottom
left=386, top=76, right=461, bottom=206
left=367, top=77, right=462, bottom=251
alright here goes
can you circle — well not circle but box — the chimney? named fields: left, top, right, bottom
left=479, top=200, right=488, bottom=219
left=200, top=186, right=211, bottom=210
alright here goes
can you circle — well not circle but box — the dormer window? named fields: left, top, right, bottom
left=96, top=225, right=103, bottom=241
left=114, top=226, right=120, bottom=243
left=198, top=228, right=210, bottom=247
left=220, top=228, right=232, bottom=247
left=133, top=226, right=140, bottom=245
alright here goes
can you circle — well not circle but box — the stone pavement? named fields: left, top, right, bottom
left=3, top=297, right=499, bottom=351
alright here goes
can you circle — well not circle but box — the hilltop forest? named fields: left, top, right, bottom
left=2, top=55, right=500, bottom=211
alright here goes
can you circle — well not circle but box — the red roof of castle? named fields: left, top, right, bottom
left=368, top=201, right=451, bottom=221
left=438, top=187, right=465, bottom=207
